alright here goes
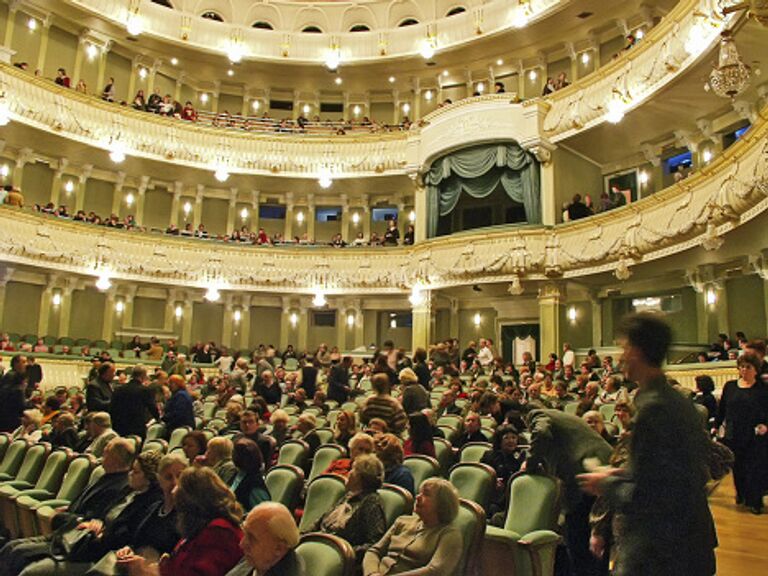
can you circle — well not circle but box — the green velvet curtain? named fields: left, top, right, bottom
left=424, top=142, right=541, bottom=237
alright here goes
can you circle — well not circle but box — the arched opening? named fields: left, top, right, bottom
left=446, top=7, right=466, bottom=17
left=349, top=24, right=371, bottom=32
left=152, top=0, right=174, bottom=8
left=252, top=21, right=274, bottom=30
left=302, top=25, right=323, bottom=33
left=398, top=18, right=419, bottom=27
left=201, top=11, right=224, bottom=22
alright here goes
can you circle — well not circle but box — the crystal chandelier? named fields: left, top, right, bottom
left=708, top=31, right=751, bottom=99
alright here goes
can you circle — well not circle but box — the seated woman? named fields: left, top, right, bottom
left=582, top=411, right=616, bottom=445
left=229, top=438, right=270, bottom=512
left=307, top=454, right=387, bottom=564
left=117, top=467, right=243, bottom=576
left=375, top=434, right=415, bottom=495
left=481, top=425, right=526, bottom=519
left=324, top=432, right=375, bottom=477
left=267, top=409, right=291, bottom=449
left=17, top=451, right=166, bottom=575
left=332, top=410, right=358, bottom=448
left=199, top=437, right=238, bottom=485
left=363, top=478, right=463, bottom=576
left=181, top=430, right=208, bottom=463
left=403, top=412, right=436, bottom=458
left=11, top=409, right=43, bottom=442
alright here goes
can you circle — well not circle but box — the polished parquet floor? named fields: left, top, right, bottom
left=710, top=476, right=768, bottom=575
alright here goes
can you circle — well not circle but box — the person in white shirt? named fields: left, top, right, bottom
left=477, top=338, right=494, bottom=368
left=562, top=342, right=575, bottom=368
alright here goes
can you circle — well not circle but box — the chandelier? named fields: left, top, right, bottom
left=708, top=31, right=751, bottom=99
left=722, top=1, right=768, bottom=26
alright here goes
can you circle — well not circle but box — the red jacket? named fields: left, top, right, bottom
left=160, top=518, right=243, bottom=576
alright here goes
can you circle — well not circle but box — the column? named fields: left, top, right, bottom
left=240, top=90, right=250, bottom=117
left=362, top=206, right=371, bottom=242
left=250, top=190, right=260, bottom=232
left=298, top=308, right=309, bottom=352
left=283, top=193, right=294, bottom=240
left=226, top=189, right=238, bottom=234
left=221, top=298, right=234, bottom=348
left=353, top=307, right=365, bottom=350
left=36, top=16, right=53, bottom=73
left=566, top=43, right=579, bottom=83
left=37, top=286, right=53, bottom=337
left=411, top=289, right=433, bottom=352
left=50, top=160, right=67, bottom=207
left=102, top=289, right=117, bottom=341
left=449, top=298, right=459, bottom=339
left=539, top=154, right=556, bottom=226
left=193, top=185, right=204, bottom=228
left=465, top=70, right=473, bottom=99
left=590, top=295, right=603, bottom=348
left=12, top=148, right=32, bottom=189
left=306, top=194, right=316, bottom=242
left=292, top=90, right=301, bottom=121
left=95, top=41, right=112, bottom=94
left=111, top=172, right=126, bottom=215
left=391, top=90, right=399, bottom=125
left=340, top=195, right=350, bottom=242
left=75, top=165, right=93, bottom=212
left=134, top=176, right=149, bottom=226
left=146, top=60, right=161, bottom=95
left=0, top=269, right=10, bottom=330
left=127, top=58, right=141, bottom=104
left=397, top=200, right=406, bottom=240
left=279, top=302, right=292, bottom=351
left=335, top=305, right=347, bottom=352
left=181, top=300, right=193, bottom=346
left=170, top=182, right=182, bottom=227
left=412, top=78, right=421, bottom=120
left=538, top=283, right=562, bottom=361
left=163, top=294, right=176, bottom=333
left=58, top=286, right=74, bottom=338
left=73, top=34, right=88, bottom=85
left=413, top=179, right=427, bottom=243
left=122, top=292, right=135, bottom=330
left=238, top=300, right=251, bottom=352
left=3, top=3, right=18, bottom=48
left=211, top=81, right=220, bottom=114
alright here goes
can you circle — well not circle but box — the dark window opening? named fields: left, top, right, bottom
left=201, top=11, right=224, bottom=22
left=398, top=18, right=419, bottom=27
left=258, top=205, right=286, bottom=220
left=350, top=24, right=371, bottom=32
left=435, top=184, right=528, bottom=237
left=252, top=21, right=274, bottom=30
left=302, top=26, right=323, bottom=33
left=447, top=7, right=466, bottom=16
left=313, top=311, right=336, bottom=327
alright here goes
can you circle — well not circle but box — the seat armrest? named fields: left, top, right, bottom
left=484, top=525, right=523, bottom=546
left=518, top=530, right=561, bottom=548
left=0, top=480, right=33, bottom=490
left=36, top=499, right=71, bottom=509
left=15, top=489, right=55, bottom=501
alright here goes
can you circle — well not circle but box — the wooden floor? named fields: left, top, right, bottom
left=710, top=475, right=768, bottom=575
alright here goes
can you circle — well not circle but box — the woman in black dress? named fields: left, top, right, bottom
left=714, top=354, right=768, bottom=514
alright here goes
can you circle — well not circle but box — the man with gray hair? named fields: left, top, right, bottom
left=82, top=412, right=118, bottom=457
left=109, top=364, right=159, bottom=439
left=225, top=502, right=304, bottom=576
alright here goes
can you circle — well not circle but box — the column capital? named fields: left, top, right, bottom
left=15, top=148, right=34, bottom=168
left=137, top=174, right=150, bottom=194
left=537, top=282, right=562, bottom=301
left=79, top=164, right=93, bottom=183
left=114, top=171, right=126, bottom=191
left=173, top=181, right=184, bottom=197
left=195, top=184, right=205, bottom=202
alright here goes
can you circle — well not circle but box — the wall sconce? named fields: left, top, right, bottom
left=353, top=104, right=361, bottom=116
left=302, top=104, right=311, bottom=115
left=51, top=292, right=62, bottom=307
left=200, top=92, right=209, bottom=103
left=702, top=149, right=713, bottom=163
left=424, top=90, right=433, bottom=101
left=233, top=309, right=242, bottom=323
left=408, top=210, right=416, bottom=223
left=27, top=18, right=37, bottom=31
left=174, top=305, right=183, bottom=319
left=0, top=165, right=9, bottom=178
left=86, top=43, right=99, bottom=61
left=251, top=100, right=260, bottom=111
left=95, top=272, right=112, bottom=291
left=639, top=171, right=649, bottom=185
left=64, top=180, right=74, bottom=194
left=289, top=312, right=298, bottom=327
left=125, top=192, right=135, bottom=207
left=706, top=287, right=717, bottom=306
left=347, top=313, right=355, bottom=327
left=296, top=211, right=305, bottom=224
left=115, top=300, right=125, bottom=314
left=390, top=316, right=398, bottom=329
left=138, top=67, right=148, bottom=80
left=402, top=102, right=411, bottom=114
left=473, top=312, right=481, bottom=327
left=567, top=306, right=577, bottom=322
left=240, top=207, right=248, bottom=220
left=182, top=201, right=192, bottom=218
left=351, top=212, right=360, bottom=225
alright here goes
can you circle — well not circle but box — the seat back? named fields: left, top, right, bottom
left=13, top=443, right=49, bottom=484
left=278, top=440, right=310, bottom=469
left=146, top=423, right=166, bottom=441
left=437, top=414, right=463, bottom=429
left=33, top=449, right=71, bottom=492
left=437, top=424, right=459, bottom=444
left=598, top=403, right=616, bottom=423
left=141, top=439, right=169, bottom=454
left=308, top=444, right=346, bottom=482
left=563, top=402, right=580, bottom=416
left=203, top=402, right=218, bottom=420
left=298, top=474, right=346, bottom=532
left=403, top=455, right=440, bottom=492
left=449, top=463, right=496, bottom=510
left=504, top=472, right=560, bottom=536
left=168, top=427, right=190, bottom=450
left=451, top=499, right=486, bottom=576
left=87, top=465, right=106, bottom=486
left=0, top=433, right=10, bottom=461
left=433, top=437, right=455, bottom=476
left=56, top=456, right=94, bottom=501
left=315, top=427, right=334, bottom=445
left=0, top=440, right=29, bottom=477
left=377, top=483, right=414, bottom=529
left=459, top=442, right=492, bottom=463
left=265, top=465, right=304, bottom=510
left=291, top=533, right=355, bottom=576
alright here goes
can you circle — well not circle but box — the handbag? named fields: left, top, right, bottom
left=50, top=525, right=97, bottom=562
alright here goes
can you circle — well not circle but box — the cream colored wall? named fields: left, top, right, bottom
left=201, top=197, right=228, bottom=234
left=363, top=310, right=378, bottom=347
left=143, top=188, right=172, bottom=230
left=376, top=312, right=412, bottom=350
left=560, top=300, right=593, bottom=350
left=458, top=308, right=496, bottom=348
left=84, top=178, right=114, bottom=216
left=315, top=218, right=341, bottom=242
left=154, top=73, right=175, bottom=98
left=133, top=297, right=165, bottom=330
left=192, top=301, right=223, bottom=344
left=259, top=215, right=284, bottom=237
left=552, top=147, right=603, bottom=220
left=219, top=93, right=242, bottom=115
left=547, top=57, right=570, bottom=82
left=106, top=52, right=131, bottom=103
left=44, top=27, right=76, bottom=80
left=78, top=51, right=99, bottom=94
left=22, top=161, right=53, bottom=207
left=0, top=5, right=7, bottom=47
left=308, top=324, right=336, bottom=350
left=10, top=11, right=40, bottom=67
left=69, top=288, right=105, bottom=339
left=600, top=35, right=626, bottom=64
left=726, top=275, right=766, bottom=340
left=370, top=102, right=394, bottom=123
left=249, top=306, right=282, bottom=349
left=433, top=308, right=451, bottom=342
left=2, top=281, right=42, bottom=336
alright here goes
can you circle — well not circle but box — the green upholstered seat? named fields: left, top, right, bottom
left=141, top=439, right=168, bottom=454
left=598, top=403, right=616, bottom=423
left=289, top=533, right=355, bottom=576
left=480, top=416, right=496, bottom=429
left=36, top=464, right=104, bottom=536
left=564, top=402, right=580, bottom=415
left=0, top=439, right=29, bottom=481
left=481, top=473, right=562, bottom=576
left=437, top=414, right=463, bottom=429
left=437, top=424, right=460, bottom=444
left=168, top=426, right=190, bottom=451
left=0, top=434, right=10, bottom=461
left=433, top=437, right=455, bottom=476
left=298, top=474, right=346, bottom=533
left=340, top=402, right=358, bottom=413
left=449, top=462, right=496, bottom=511
left=451, top=499, right=487, bottom=576
left=315, top=427, right=334, bottom=446
left=283, top=358, right=299, bottom=371
left=277, top=440, right=310, bottom=469
left=403, top=455, right=440, bottom=492
left=265, top=464, right=304, bottom=510
left=146, top=423, right=166, bottom=441
left=325, top=410, right=339, bottom=427
left=0, top=443, right=48, bottom=487
left=308, top=444, right=346, bottom=482
left=1, top=448, right=70, bottom=537
left=459, top=442, right=492, bottom=463
left=377, top=483, right=414, bottom=529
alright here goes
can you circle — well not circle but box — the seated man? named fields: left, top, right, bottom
left=0, top=438, right=134, bottom=576
left=80, top=412, right=118, bottom=457
left=225, top=502, right=304, bottom=576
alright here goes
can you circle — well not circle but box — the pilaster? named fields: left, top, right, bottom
left=221, top=297, right=234, bottom=348
left=538, top=283, right=562, bottom=360
left=102, top=289, right=117, bottom=342
left=411, top=289, right=433, bottom=353
left=35, top=16, right=53, bottom=73
left=170, top=182, right=183, bottom=227
left=284, top=193, right=294, bottom=240
left=226, top=188, right=238, bottom=233
left=37, top=286, right=53, bottom=337
left=193, top=185, right=204, bottom=228
left=57, top=285, right=74, bottom=338
left=134, top=176, right=149, bottom=225
left=298, top=308, right=309, bottom=352
left=250, top=190, right=260, bottom=232
left=340, top=195, right=349, bottom=242
left=306, top=194, right=316, bottom=242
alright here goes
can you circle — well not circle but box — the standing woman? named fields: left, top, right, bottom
left=715, top=354, right=768, bottom=514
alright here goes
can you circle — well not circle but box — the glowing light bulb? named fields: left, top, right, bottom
left=252, top=100, right=260, bottom=111
left=86, top=44, right=99, bottom=60
left=233, top=309, right=242, bottom=322
left=227, top=69, right=234, bottom=77
left=227, top=43, right=245, bottom=63
left=351, top=212, right=360, bottom=225
left=52, top=293, right=62, bottom=306
left=115, top=300, right=125, bottom=313
left=402, top=102, right=411, bottom=114
left=0, top=165, right=9, bottom=178
left=302, top=104, right=311, bottom=115
left=581, top=52, right=590, bottom=65
left=205, top=286, right=221, bottom=302
left=496, top=59, right=504, bottom=66
left=419, top=39, right=435, bottom=60
left=388, top=76, right=396, bottom=83
left=296, top=211, right=305, bottom=224
left=528, top=69, right=538, bottom=81
left=95, top=273, right=112, bottom=291
left=353, top=104, right=361, bottom=116
left=702, top=149, right=712, bottom=163
left=126, top=14, right=143, bottom=36
left=567, top=306, right=577, bottom=322
left=175, top=305, right=183, bottom=318
left=424, top=90, right=433, bottom=101
left=125, top=192, right=135, bottom=206
left=318, top=167, right=333, bottom=189
left=64, top=181, right=74, bottom=194
left=200, top=92, right=209, bottom=103
left=170, top=57, right=178, bottom=66
left=477, top=82, right=485, bottom=94
left=511, top=6, right=529, bottom=28
left=109, top=141, right=126, bottom=164
left=473, top=312, right=481, bottom=327
left=240, top=207, right=248, bottom=219
left=27, top=18, right=37, bottom=31
left=138, top=67, right=148, bottom=80
left=408, top=210, right=416, bottom=223
left=334, top=77, right=342, bottom=85
left=639, top=171, right=649, bottom=185
left=214, top=167, right=230, bottom=182
left=289, top=312, right=298, bottom=326
left=347, top=314, right=355, bottom=327
left=312, top=292, right=327, bottom=307
left=324, top=49, right=341, bottom=71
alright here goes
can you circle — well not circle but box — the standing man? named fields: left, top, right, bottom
left=109, top=365, right=159, bottom=439
left=578, top=313, right=717, bottom=576
left=86, top=362, right=115, bottom=412
left=562, top=342, right=575, bottom=368
left=0, top=355, right=28, bottom=432
left=24, top=356, right=43, bottom=397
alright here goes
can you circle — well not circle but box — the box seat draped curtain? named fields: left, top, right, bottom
left=424, top=142, right=541, bottom=237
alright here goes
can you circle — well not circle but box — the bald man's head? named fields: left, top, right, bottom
left=240, top=503, right=299, bottom=572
